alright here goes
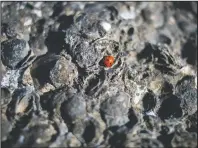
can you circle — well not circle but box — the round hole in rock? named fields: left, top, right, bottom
left=127, top=27, right=134, bottom=36
left=126, top=108, right=138, bottom=129
left=60, top=101, right=72, bottom=124
left=161, top=81, right=173, bottom=94
left=82, top=121, right=95, bottom=143
left=182, top=40, right=197, bottom=65
left=158, top=34, right=171, bottom=45
left=143, top=92, right=156, bottom=112
left=121, top=30, right=125, bottom=35
left=158, top=95, right=182, bottom=120
left=157, top=133, right=174, bottom=148
left=160, top=126, right=170, bottom=135
left=109, top=132, right=126, bottom=147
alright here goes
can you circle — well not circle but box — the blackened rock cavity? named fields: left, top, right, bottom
left=82, top=121, right=96, bottom=143
left=182, top=39, right=197, bottom=65
left=143, top=92, right=156, bottom=113
left=158, top=34, right=171, bottom=45
left=158, top=95, right=182, bottom=120
left=127, top=27, right=134, bottom=36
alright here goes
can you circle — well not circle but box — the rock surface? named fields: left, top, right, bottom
left=1, top=2, right=197, bottom=148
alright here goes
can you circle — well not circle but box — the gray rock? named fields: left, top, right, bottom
left=1, top=39, right=30, bottom=69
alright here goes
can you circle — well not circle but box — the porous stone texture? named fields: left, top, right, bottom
left=1, top=2, right=197, bottom=148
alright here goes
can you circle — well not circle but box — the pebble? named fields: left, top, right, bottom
left=1, top=39, right=30, bottom=69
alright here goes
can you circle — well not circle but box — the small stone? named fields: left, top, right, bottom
left=1, top=39, right=30, bottom=69
left=50, top=56, right=78, bottom=88
left=62, top=93, right=86, bottom=123
left=39, top=83, right=55, bottom=94
left=21, top=68, right=34, bottom=86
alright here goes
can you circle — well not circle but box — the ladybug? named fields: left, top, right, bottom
left=103, top=55, right=115, bottom=67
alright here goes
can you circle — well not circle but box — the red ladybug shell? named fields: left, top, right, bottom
left=104, top=56, right=114, bottom=67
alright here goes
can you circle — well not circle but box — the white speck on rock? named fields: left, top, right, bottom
left=32, top=9, right=42, bottom=17
left=36, top=138, right=42, bottom=144
left=146, top=111, right=157, bottom=117
left=58, top=64, right=62, bottom=70
left=120, top=9, right=136, bottom=20
left=19, top=135, right=25, bottom=143
left=133, top=85, right=147, bottom=105
left=100, top=22, right=111, bottom=32
left=24, top=17, right=32, bottom=26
